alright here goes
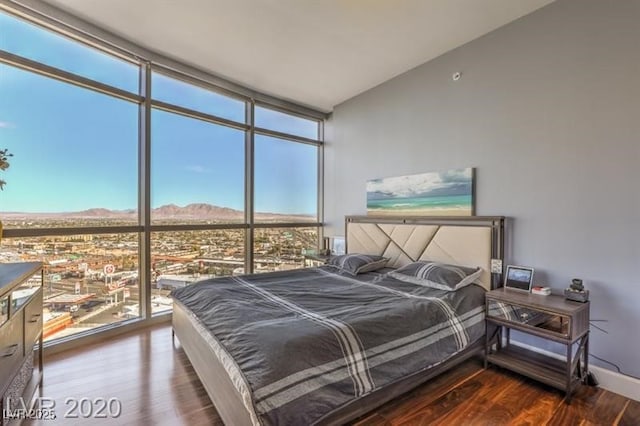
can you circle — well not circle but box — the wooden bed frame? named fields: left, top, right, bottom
left=172, top=216, right=505, bottom=425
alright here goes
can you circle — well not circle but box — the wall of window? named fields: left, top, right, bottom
left=0, top=8, right=323, bottom=343
left=254, top=135, right=318, bottom=222
left=0, top=62, right=139, bottom=227
left=253, top=227, right=319, bottom=273
left=150, top=107, right=246, bottom=224
left=1, top=233, right=140, bottom=341
left=150, top=229, right=246, bottom=314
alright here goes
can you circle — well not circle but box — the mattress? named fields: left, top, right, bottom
left=171, top=266, right=487, bottom=425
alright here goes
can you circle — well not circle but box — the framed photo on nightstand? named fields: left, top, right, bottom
left=504, top=265, right=534, bottom=292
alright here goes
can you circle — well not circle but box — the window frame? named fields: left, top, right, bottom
left=0, top=6, right=325, bottom=351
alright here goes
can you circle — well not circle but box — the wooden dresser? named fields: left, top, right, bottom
left=0, top=262, right=43, bottom=425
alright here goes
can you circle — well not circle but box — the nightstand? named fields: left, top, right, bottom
left=485, top=288, right=590, bottom=402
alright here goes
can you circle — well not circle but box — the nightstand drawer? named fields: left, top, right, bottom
left=487, top=299, right=570, bottom=338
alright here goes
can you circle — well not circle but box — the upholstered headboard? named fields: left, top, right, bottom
left=345, top=216, right=505, bottom=290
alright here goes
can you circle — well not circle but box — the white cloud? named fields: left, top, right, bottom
left=367, top=169, right=471, bottom=197
left=0, top=121, right=14, bottom=129
left=185, top=165, right=212, bottom=174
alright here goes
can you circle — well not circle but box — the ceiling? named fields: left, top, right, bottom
left=41, top=0, right=554, bottom=112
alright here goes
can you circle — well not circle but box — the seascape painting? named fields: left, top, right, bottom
left=366, top=168, right=474, bottom=216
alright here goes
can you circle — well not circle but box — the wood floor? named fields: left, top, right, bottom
left=26, top=323, right=639, bottom=425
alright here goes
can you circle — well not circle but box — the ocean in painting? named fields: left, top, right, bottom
left=367, top=194, right=472, bottom=211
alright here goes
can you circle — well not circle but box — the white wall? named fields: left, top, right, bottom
left=324, top=0, right=640, bottom=378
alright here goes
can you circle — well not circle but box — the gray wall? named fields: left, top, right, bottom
left=324, top=0, right=640, bottom=378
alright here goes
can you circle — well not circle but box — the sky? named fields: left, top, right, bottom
left=0, top=12, right=318, bottom=216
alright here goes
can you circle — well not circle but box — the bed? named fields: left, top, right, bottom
left=171, top=215, right=505, bottom=425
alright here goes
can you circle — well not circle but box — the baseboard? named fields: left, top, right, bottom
left=509, top=341, right=640, bottom=402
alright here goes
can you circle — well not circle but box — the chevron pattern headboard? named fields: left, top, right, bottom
left=345, top=216, right=505, bottom=290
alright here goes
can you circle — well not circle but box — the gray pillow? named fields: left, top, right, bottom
left=328, top=254, right=388, bottom=275
left=388, top=261, right=482, bottom=291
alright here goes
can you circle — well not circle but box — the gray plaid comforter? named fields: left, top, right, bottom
left=171, top=266, right=486, bottom=425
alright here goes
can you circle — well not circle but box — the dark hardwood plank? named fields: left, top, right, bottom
left=505, top=378, right=565, bottom=425
left=618, top=399, right=640, bottom=426
left=351, top=413, right=390, bottom=426
left=547, top=385, right=630, bottom=426
left=350, top=357, right=483, bottom=424
left=395, top=375, right=488, bottom=425
left=404, top=369, right=523, bottom=425
left=426, top=368, right=565, bottom=426
left=22, top=324, right=635, bottom=426
left=25, top=324, right=222, bottom=426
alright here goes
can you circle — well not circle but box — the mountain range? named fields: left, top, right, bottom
left=1, top=203, right=314, bottom=221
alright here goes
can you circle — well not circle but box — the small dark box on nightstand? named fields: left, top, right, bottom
left=565, top=278, right=589, bottom=303
left=564, top=288, right=589, bottom=303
